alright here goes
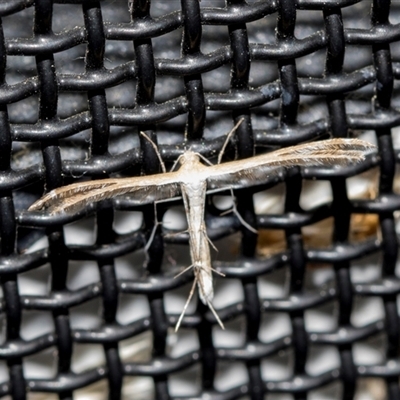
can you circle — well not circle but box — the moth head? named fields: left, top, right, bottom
left=177, top=150, right=200, bottom=166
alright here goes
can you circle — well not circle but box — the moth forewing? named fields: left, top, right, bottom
left=205, top=138, right=374, bottom=180
left=28, top=171, right=182, bottom=214
left=205, top=139, right=375, bottom=190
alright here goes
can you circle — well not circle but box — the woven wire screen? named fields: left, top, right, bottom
left=0, top=0, right=399, bottom=399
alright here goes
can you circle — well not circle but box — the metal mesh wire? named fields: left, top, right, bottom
left=0, top=0, right=399, bottom=399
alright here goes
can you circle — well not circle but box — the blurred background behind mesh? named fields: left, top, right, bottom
left=0, top=0, right=399, bottom=399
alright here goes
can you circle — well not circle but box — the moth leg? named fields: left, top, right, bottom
left=205, top=233, right=218, bottom=253
left=194, top=267, right=225, bottom=329
left=174, top=264, right=195, bottom=279
left=217, top=118, right=244, bottom=164
left=144, top=201, right=162, bottom=252
left=164, top=229, right=189, bottom=239
left=195, top=152, right=214, bottom=166
left=144, top=221, right=162, bottom=252
left=220, top=188, right=258, bottom=234
left=175, top=274, right=198, bottom=332
left=208, top=266, right=225, bottom=277
left=145, top=196, right=186, bottom=251
left=170, top=155, right=183, bottom=172
left=206, top=299, right=225, bottom=330
left=139, top=131, right=166, bottom=173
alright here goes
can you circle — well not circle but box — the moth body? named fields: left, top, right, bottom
left=181, top=179, right=214, bottom=305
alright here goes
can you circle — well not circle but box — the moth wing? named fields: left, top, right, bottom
left=30, top=173, right=181, bottom=215
left=29, top=179, right=124, bottom=211
left=206, top=138, right=374, bottom=190
left=206, top=164, right=283, bottom=190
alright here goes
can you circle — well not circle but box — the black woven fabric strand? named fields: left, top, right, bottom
left=0, top=0, right=399, bottom=399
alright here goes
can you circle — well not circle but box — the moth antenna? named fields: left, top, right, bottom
left=217, top=117, right=244, bottom=165
left=139, top=131, right=166, bottom=173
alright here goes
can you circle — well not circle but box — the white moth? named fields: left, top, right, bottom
left=28, top=137, right=376, bottom=330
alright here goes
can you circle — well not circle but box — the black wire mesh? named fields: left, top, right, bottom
left=0, top=0, right=399, bottom=399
